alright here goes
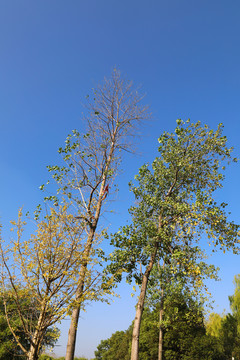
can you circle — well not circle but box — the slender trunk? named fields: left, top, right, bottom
left=131, top=246, right=158, bottom=360
left=65, top=245, right=90, bottom=360
left=28, top=337, right=41, bottom=360
left=65, top=138, right=117, bottom=360
left=158, top=288, right=164, bottom=360
left=158, top=260, right=164, bottom=360
left=65, top=227, right=95, bottom=360
left=27, top=322, right=44, bottom=360
left=65, top=305, right=81, bottom=360
left=28, top=345, right=37, bottom=360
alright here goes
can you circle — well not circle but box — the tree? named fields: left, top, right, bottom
left=94, top=296, right=224, bottom=360
left=161, top=293, right=221, bottom=360
left=220, top=313, right=239, bottom=359
left=206, top=312, right=223, bottom=338
left=0, top=290, right=58, bottom=360
left=228, top=274, right=240, bottom=359
left=94, top=329, right=131, bottom=360
left=145, top=251, right=217, bottom=360
left=206, top=274, right=240, bottom=359
left=109, top=119, right=239, bottom=360
left=41, top=69, right=150, bottom=360
left=0, top=206, right=104, bottom=360
left=229, top=274, right=240, bottom=333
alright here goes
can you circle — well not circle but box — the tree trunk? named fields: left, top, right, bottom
left=65, top=137, right=117, bottom=360
left=28, top=345, right=36, bottom=360
left=65, top=305, right=81, bottom=360
left=158, top=290, right=164, bottom=360
left=158, top=260, right=164, bottom=360
left=131, top=247, right=158, bottom=360
left=65, top=228, right=95, bottom=360
left=65, top=262, right=86, bottom=360
left=27, top=329, right=43, bottom=360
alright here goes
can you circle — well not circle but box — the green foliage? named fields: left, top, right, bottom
left=206, top=274, right=240, bottom=359
left=41, top=357, right=89, bottom=360
left=0, top=207, right=90, bottom=358
left=108, top=120, right=239, bottom=360
left=206, top=312, right=239, bottom=359
left=206, top=312, right=223, bottom=338
left=229, top=274, right=240, bottom=331
left=94, top=329, right=131, bottom=360
left=95, top=294, right=224, bottom=360
left=162, top=295, right=224, bottom=360
left=0, top=291, right=59, bottom=360
left=39, top=356, right=89, bottom=360
left=110, top=120, right=239, bottom=283
left=220, top=313, right=239, bottom=359
left=39, top=355, right=54, bottom=360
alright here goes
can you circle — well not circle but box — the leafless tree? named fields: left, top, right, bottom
left=44, top=69, right=150, bottom=360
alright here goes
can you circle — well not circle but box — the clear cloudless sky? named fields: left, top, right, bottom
left=0, top=0, right=240, bottom=358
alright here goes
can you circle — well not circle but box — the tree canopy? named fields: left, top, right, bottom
left=206, top=274, right=240, bottom=359
left=95, top=293, right=225, bottom=360
left=0, top=289, right=59, bottom=360
left=0, top=206, right=101, bottom=360
left=108, top=119, right=239, bottom=360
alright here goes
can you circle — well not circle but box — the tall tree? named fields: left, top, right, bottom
left=161, top=294, right=224, bottom=360
left=0, top=206, right=104, bottom=360
left=42, top=69, right=150, bottom=360
left=109, top=119, right=239, bottom=360
left=94, top=296, right=224, bottom=360
left=144, top=246, right=217, bottom=360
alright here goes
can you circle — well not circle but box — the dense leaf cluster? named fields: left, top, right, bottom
left=95, top=293, right=225, bottom=360
left=0, top=293, right=58, bottom=360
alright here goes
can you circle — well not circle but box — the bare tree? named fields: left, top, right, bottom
left=43, top=69, right=150, bottom=360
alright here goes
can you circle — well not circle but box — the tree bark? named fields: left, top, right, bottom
left=158, top=289, right=164, bottom=360
left=27, top=307, right=45, bottom=360
left=27, top=328, right=44, bottom=360
left=65, top=305, right=81, bottom=360
left=65, top=224, right=96, bottom=360
left=65, top=243, right=91, bottom=360
left=158, top=259, right=164, bottom=360
left=131, top=246, right=158, bottom=360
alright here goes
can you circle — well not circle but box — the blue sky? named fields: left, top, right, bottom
left=0, top=0, right=240, bottom=358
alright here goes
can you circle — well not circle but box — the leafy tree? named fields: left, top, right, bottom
left=94, top=329, right=131, bottom=360
left=161, top=293, right=224, bottom=360
left=220, top=313, right=239, bottom=359
left=0, top=290, right=58, bottom=360
left=229, top=274, right=240, bottom=332
left=41, top=69, right=150, bottom=360
left=0, top=206, right=103, bottom=360
left=207, top=274, right=240, bottom=359
left=39, top=355, right=54, bottom=360
left=40, top=357, right=89, bottom=360
left=144, top=245, right=218, bottom=360
left=95, top=295, right=224, bottom=360
left=206, top=312, right=223, bottom=338
left=109, top=119, right=239, bottom=360
left=228, top=274, right=240, bottom=359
